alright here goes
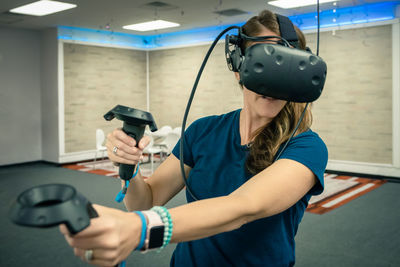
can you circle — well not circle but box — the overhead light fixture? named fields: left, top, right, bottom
left=268, top=0, right=340, bottom=9
left=9, top=0, right=77, bottom=16
left=123, top=20, right=180, bottom=31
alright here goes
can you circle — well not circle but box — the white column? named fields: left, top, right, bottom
left=392, top=21, right=400, bottom=168
left=58, top=40, right=65, bottom=156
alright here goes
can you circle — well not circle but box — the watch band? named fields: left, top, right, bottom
left=141, top=210, right=165, bottom=252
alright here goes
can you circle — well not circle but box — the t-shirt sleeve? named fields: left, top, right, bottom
left=172, top=120, right=200, bottom=168
left=278, top=131, right=328, bottom=196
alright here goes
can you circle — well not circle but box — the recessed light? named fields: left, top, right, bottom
left=268, top=0, right=340, bottom=9
left=9, top=0, right=77, bottom=16
left=123, top=20, right=180, bottom=32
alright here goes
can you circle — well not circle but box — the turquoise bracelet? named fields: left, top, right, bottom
left=151, top=206, right=173, bottom=251
left=133, top=211, right=147, bottom=251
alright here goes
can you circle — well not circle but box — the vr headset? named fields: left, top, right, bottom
left=225, top=14, right=327, bottom=103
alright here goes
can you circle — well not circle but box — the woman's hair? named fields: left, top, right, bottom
left=241, top=10, right=306, bottom=50
left=241, top=10, right=313, bottom=175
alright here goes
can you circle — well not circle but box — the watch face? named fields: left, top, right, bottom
left=148, top=225, right=164, bottom=249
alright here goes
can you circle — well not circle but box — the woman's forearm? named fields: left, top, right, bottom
left=123, top=180, right=252, bottom=242
left=122, top=155, right=188, bottom=212
left=169, top=194, right=258, bottom=243
left=122, top=171, right=153, bottom=211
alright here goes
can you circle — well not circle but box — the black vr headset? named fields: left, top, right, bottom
left=225, top=14, right=327, bottom=103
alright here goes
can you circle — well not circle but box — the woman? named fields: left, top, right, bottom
left=60, top=10, right=328, bottom=267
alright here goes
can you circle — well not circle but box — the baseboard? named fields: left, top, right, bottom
left=327, top=160, right=400, bottom=179
left=0, top=160, right=56, bottom=168
left=326, top=169, right=400, bottom=183
left=58, top=150, right=106, bottom=164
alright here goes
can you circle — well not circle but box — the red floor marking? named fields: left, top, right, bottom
left=306, top=176, right=386, bottom=214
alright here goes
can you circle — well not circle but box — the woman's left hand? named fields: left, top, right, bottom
left=59, top=204, right=141, bottom=267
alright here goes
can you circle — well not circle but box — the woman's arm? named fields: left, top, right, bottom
left=122, top=155, right=190, bottom=211
left=169, top=158, right=317, bottom=242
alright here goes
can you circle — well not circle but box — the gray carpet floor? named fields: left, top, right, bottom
left=0, top=162, right=399, bottom=267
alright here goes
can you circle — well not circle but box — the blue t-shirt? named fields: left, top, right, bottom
left=171, top=109, right=328, bottom=267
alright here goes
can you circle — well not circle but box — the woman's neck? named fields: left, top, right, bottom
left=239, top=108, right=271, bottom=146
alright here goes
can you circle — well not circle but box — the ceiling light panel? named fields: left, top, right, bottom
left=268, top=0, right=340, bottom=9
left=123, top=20, right=180, bottom=32
left=140, top=1, right=178, bottom=11
left=214, top=9, right=249, bottom=17
left=10, top=0, right=77, bottom=16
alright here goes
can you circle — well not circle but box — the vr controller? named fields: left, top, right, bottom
left=9, top=185, right=120, bottom=266
left=104, top=105, right=158, bottom=180
left=9, top=184, right=98, bottom=234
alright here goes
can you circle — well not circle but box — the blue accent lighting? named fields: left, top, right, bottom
left=58, top=25, right=151, bottom=49
left=291, top=1, right=399, bottom=30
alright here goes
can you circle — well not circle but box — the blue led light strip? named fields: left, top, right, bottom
left=291, top=1, right=398, bottom=30
left=58, top=1, right=399, bottom=49
left=58, top=25, right=152, bottom=49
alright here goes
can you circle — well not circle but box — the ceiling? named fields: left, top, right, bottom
left=0, top=0, right=396, bottom=35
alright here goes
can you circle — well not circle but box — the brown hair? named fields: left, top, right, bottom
left=241, top=10, right=312, bottom=175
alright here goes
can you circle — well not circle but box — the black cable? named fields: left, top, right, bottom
left=317, top=0, right=320, bottom=56
left=180, top=26, right=240, bottom=201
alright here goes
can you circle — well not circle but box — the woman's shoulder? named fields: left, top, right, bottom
left=290, top=129, right=328, bottom=156
left=294, top=129, right=325, bottom=143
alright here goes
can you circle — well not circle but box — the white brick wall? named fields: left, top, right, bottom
left=309, top=25, right=392, bottom=163
left=63, top=43, right=147, bottom=152
left=149, top=43, right=243, bottom=128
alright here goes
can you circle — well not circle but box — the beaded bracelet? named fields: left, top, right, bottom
left=150, top=206, right=173, bottom=251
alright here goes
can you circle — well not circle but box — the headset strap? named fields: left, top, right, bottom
left=275, top=14, right=299, bottom=48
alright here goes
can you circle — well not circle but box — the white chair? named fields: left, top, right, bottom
left=152, top=125, right=173, bottom=141
left=143, top=134, right=163, bottom=174
left=94, top=129, right=107, bottom=169
left=159, top=125, right=173, bottom=135
left=157, top=131, right=180, bottom=156
left=172, top=126, right=182, bottom=136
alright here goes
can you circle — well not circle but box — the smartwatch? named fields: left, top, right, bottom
left=141, top=210, right=165, bottom=252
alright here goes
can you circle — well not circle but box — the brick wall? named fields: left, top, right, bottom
left=63, top=43, right=147, bottom=153
left=149, top=43, right=243, bottom=128
left=309, top=25, right=392, bottom=163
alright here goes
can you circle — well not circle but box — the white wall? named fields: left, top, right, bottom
left=0, top=27, right=42, bottom=165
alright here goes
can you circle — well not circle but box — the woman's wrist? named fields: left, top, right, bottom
left=113, top=161, right=120, bottom=167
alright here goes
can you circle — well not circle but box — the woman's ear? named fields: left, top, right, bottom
left=234, top=72, right=240, bottom=81
left=234, top=72, right=244, bottom=87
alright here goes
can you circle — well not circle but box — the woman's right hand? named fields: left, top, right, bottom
left=106, top=128, right=151, bottom=165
